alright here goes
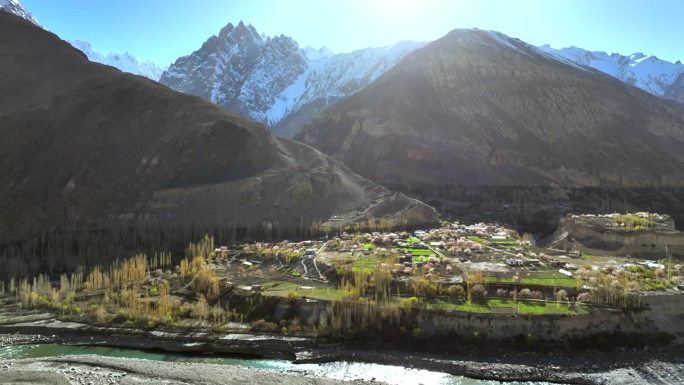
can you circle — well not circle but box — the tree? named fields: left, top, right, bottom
left=555, top=289, right=568, bottom=302
left=577, top=292, right=592, bottom=303
left=519, top=288, right=532, bottom=299
left=471, top=284, right=487, bottom=299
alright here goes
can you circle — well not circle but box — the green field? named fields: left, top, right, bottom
left=466, top=235, right=487, bottom=244
left=426, top=298, right=577, bottom=315
left=490, top=239, right=519, bottom=246
left=351, top=255, right=377, bottom=273
left=400, top=248, right=432, bottom=256
left=484, top=271, right=576, bottom=287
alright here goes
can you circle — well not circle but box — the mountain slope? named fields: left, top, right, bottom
left=297, top=29, right=684, bottom=190
left=0, top=0, right=37, bottom=25
left=160, top=22, right=422, bottom=137
left=539, top=45, right=684, bottom=101
left=69, top=40, right=165, bottom=80
left=0, top=13, right=437, bottom=242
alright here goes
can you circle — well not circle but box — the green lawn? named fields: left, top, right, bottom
left=362, top=242, right=374, bottom=250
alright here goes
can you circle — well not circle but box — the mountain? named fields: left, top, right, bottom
left=0, top=0, right=38, bottom=25
left=297, top=29, right=684, bottom=192
left=0, top=12, right=438, bottom=242
left=160, top=21, right=423, bottom=137
left=539, top=44, right=684, bottom=102
left=69, top=40, right=165, bottom=81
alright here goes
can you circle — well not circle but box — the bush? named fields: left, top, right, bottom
left=401, top=296, right=420, bottom=308
left=446, top=285, right=465, bottom=300
left=496, top=288, right=508, bottom=298
left=252, top=319, right=280, bottom=333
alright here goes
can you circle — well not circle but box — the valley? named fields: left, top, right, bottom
left=3, top=1, right=684, bottom=384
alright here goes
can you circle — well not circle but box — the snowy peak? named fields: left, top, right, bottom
left=160, top=21, right=423, bottom=136
left=161, top=22, right=304, bottom=118
left=0, top=0, right=39, bottom=25
left=68, top=40, right=165, bottom=81
left=539, top=44, right=684, bottom=97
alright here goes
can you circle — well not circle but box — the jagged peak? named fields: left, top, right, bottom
left=218, top=22, right=234, bottom=39
left=217, top=20, right=262, bottom=43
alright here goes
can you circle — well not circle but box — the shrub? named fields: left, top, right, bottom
left=401, top=296, right=420, bottom=308
left=446, top=285, right=465, bottom=300
left=252, top=319, right=280, bottom=333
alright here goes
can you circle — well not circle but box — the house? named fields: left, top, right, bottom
left=505, top=258, right=524, bottom=266
left=414, top=230, right=426, bottom=237
left=303, top=248, right=317, bottom=257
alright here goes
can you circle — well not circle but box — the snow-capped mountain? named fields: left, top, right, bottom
left=69, top=40, right=165, bottom=81
left=0, top=0, right=39, bottom=25
left=539, top=45, right=684, bottom=100
left=160, top=21, right=424, bottom=137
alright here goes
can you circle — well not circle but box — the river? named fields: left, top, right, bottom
left=0, top=344, right=563, bottom=385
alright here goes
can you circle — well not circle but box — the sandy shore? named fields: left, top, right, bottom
left=3, top=355, right=380, bottom=385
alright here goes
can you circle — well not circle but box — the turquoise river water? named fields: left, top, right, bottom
left=0, top=344, right=564, bottom=385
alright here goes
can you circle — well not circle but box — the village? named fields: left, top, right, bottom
left=210, top=217, right=684, bottom=315
left=3, top=214, right=683, bottom=338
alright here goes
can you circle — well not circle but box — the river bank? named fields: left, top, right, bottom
left=1, top=328, right=683, bottom=385
left=3, top=355, right=383, bottom=385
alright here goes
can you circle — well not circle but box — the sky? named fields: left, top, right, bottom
left=22, top=0, right=684, bottom=66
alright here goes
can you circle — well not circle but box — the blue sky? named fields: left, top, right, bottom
left=22, top=0, right=684, bottom=66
